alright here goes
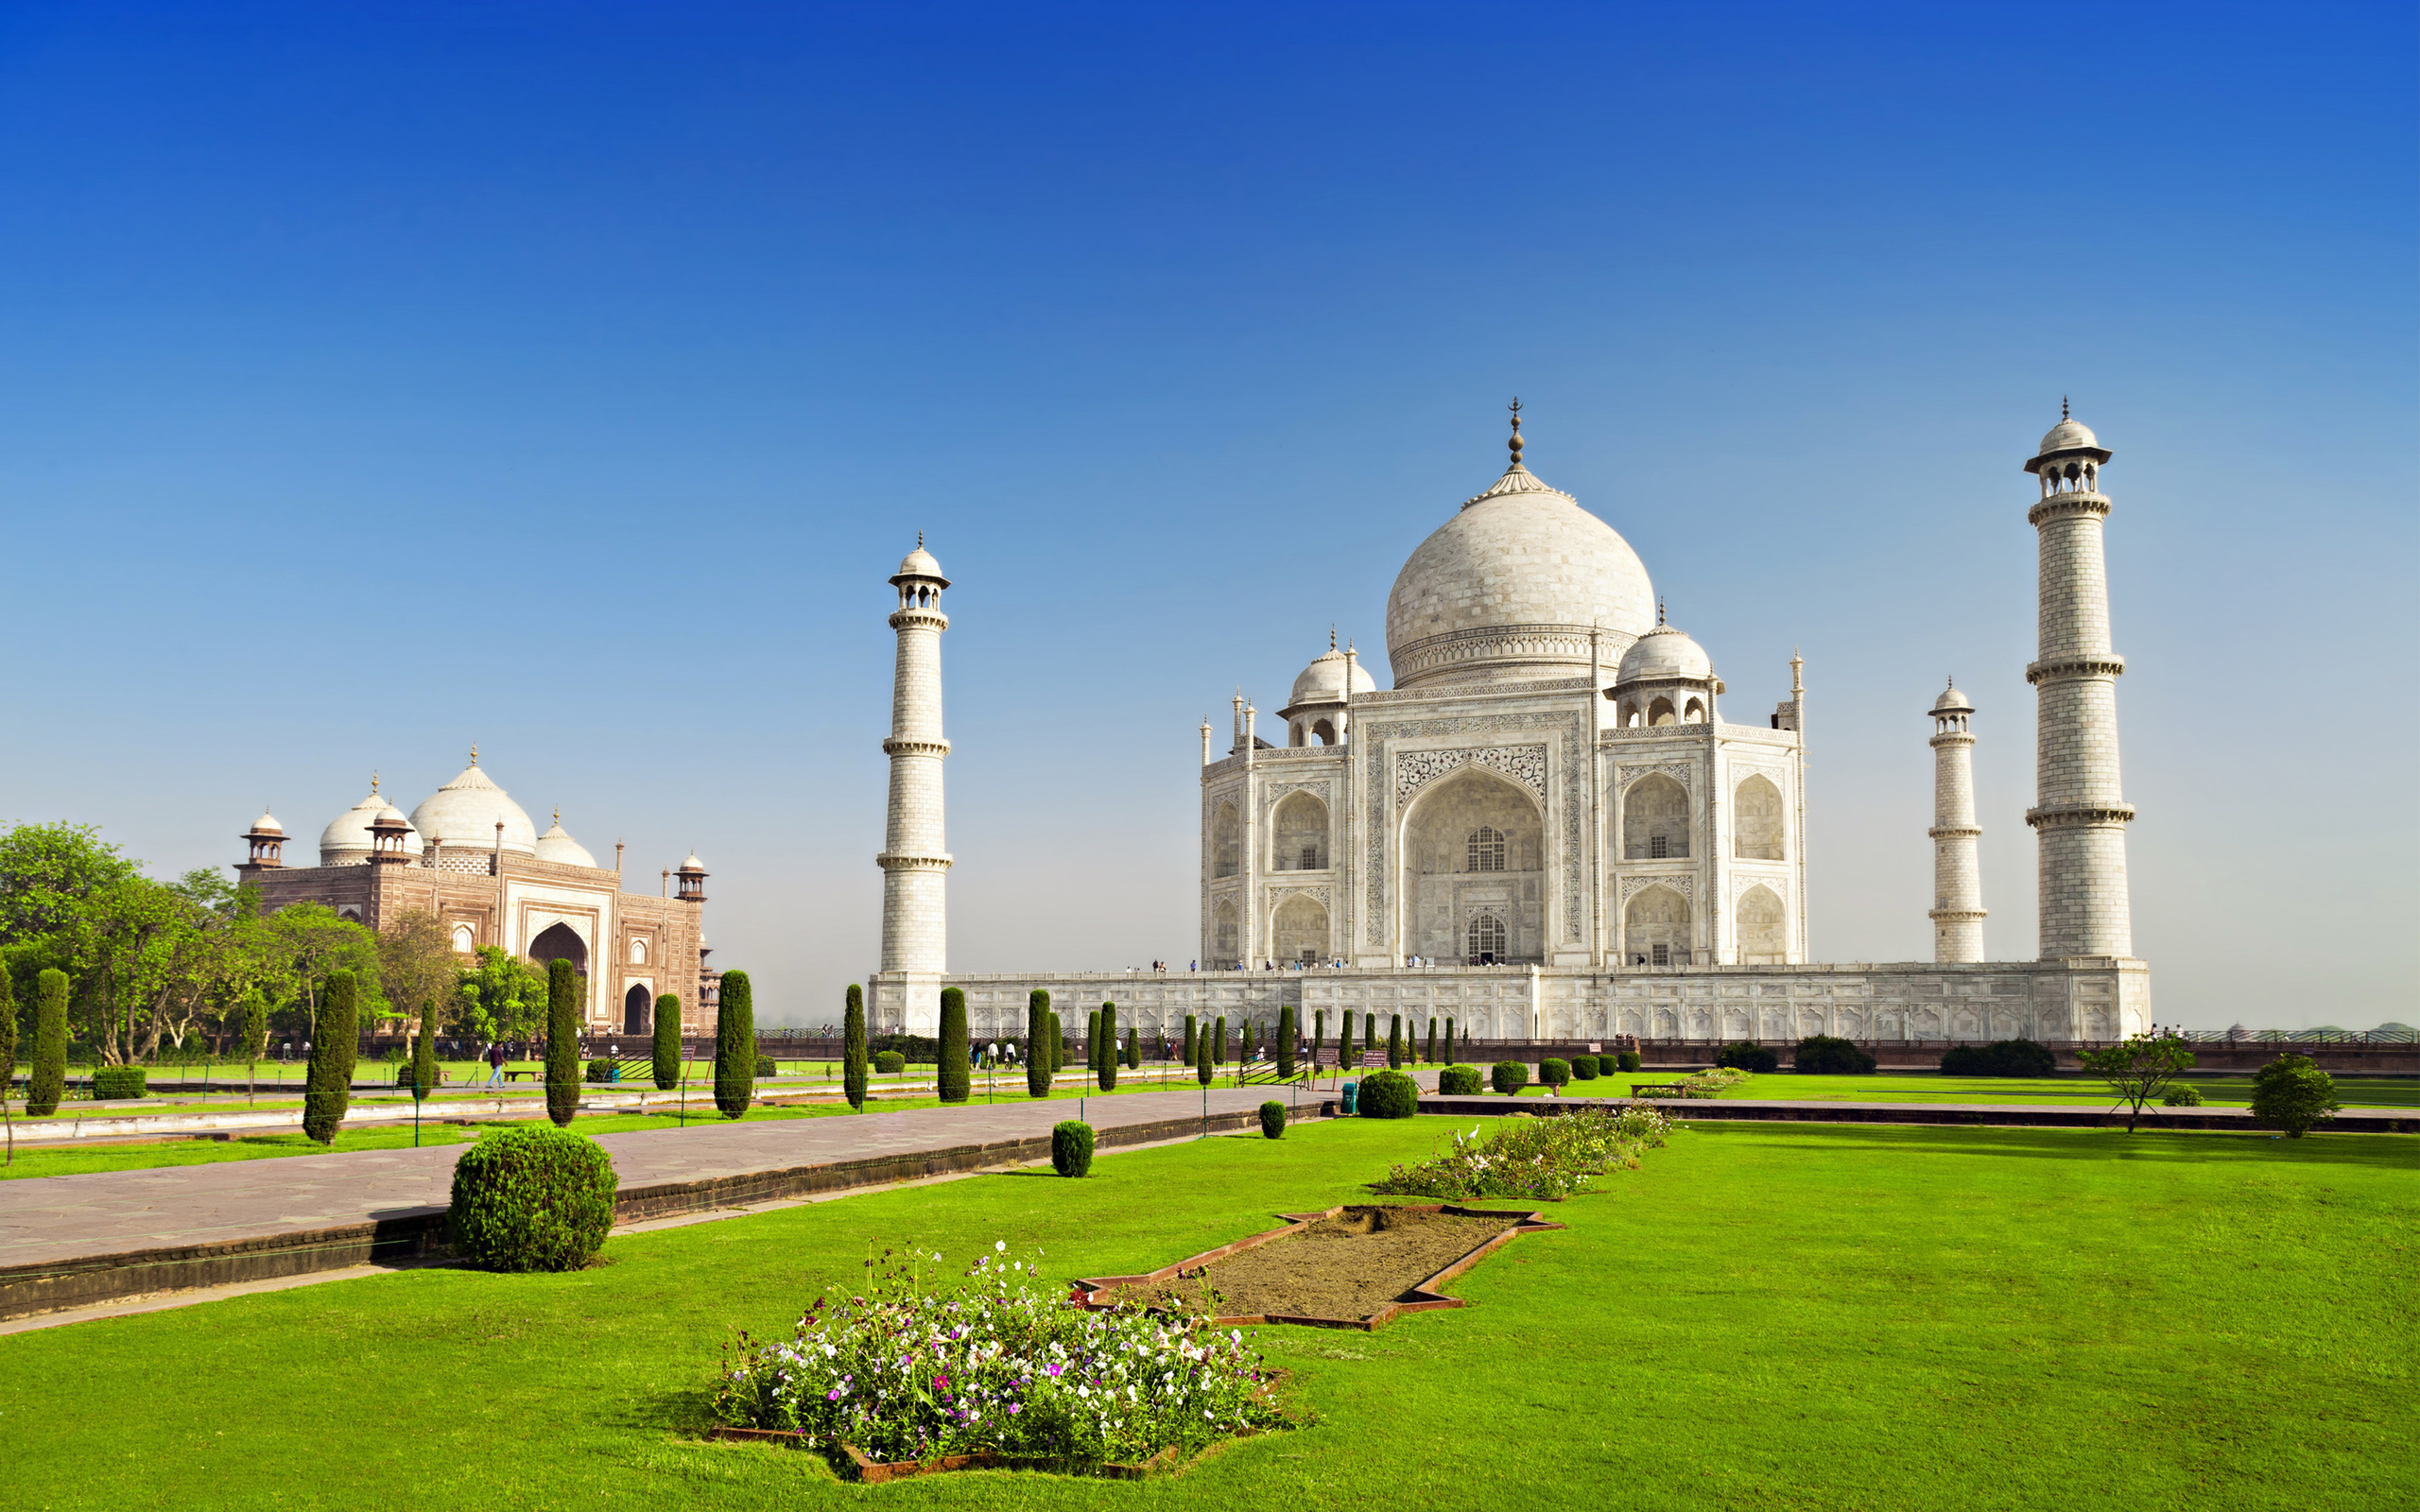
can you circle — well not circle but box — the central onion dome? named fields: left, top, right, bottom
left=407, top=749, right=538, bottom=855
left=1385, top=412, right=1655, bottom=689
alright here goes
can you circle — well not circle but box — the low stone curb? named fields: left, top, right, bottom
left=0, top=1103, right=1303, bottom=1320
left=1398, top=1094, right=2420, bottom=1133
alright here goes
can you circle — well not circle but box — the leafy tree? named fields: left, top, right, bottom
left=458, top=945, right=548, bottom=1047
left=377, top=909, right=458, bottom=1045
left=938, top=987, right=970, bottom=1103
left=26, top=968, right=67, bottom=1116
left=2077, top=1031, right=2198, bottom=1132
left=263, top=902, right=386, bottom=1041
left=844, top=983, right=869, bottom=1108
left=1275, top=1005, right=1296, bottom=1079
left=1097, top=1002, right=1117, bottom=1091
left=302, top=970, right=358, bottom=1143
left=1023, top=988, right=1049, bottom=1098
left=2250, top=1054, right=2341, bottom=1137
left=0, top=821, right=140, bottom=944
left=653, top=992, right=683, bottom=1091
left=544, top=958, right=581, bottom=1127
left=714, top=970, right=754, bottom=1119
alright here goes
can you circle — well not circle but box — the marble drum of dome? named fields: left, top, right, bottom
left=1384, top=458, right=1656, bottom=690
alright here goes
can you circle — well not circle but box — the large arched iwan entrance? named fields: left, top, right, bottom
left=1398, top=766, right=1545, bottom=964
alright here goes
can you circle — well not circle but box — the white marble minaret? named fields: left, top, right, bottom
left=873, top=537, right=951, bottom=1033
left=1927, top=680, right=1985, bottom=962
left=2023, top=405, right=2135, bottom=959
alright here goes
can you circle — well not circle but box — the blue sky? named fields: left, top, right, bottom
left=1, top=2, right=2411, bottom=1028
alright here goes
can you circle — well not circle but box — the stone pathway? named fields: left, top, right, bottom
left=0, top=1079, right=1343, bottom=1271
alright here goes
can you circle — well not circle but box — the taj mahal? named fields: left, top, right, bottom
left=868, top=405, right=2151, bottom=1048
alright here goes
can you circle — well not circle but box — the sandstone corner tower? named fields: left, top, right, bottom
left=2024, top=407, right=2135, bottom=959
left=873, top=537, right=951, bottom=1033
left=1927, top=680, right=1985, bottom=961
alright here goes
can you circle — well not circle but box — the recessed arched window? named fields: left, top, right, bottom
left=1735, top=775, right=1785, bottom=860
left=1466, top=913, right=1506, bottom=963
left=629, top=936, right=648, bottom=965
left=451, top=923, right=475, bottom=954
left=1466, top=826, right=1506, bottom=872
left=1212, top=801, right=1240, bottom=878
left=1624, top=775, right=1690, bottom=859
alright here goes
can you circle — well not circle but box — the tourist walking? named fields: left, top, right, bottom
left=484, top=1041, right=506, bottom=1086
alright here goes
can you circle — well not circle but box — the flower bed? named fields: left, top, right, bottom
left=710, top=1244, right=1287, bottom=1475
left=1372, top=1105, right=1671, bottom=1201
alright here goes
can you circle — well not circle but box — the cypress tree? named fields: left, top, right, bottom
left=410, top=996, right=439, bottom=1102
left=713, top=969, right=754, bottom=1119
left=1342, top=1011, right=1356, bottom=1066
left=1196, top=1024, right=1213, bottom=1087
left=1313, top=1009, right=1324, bottom=1066
left=1444, top=1017, right=1456, bottom=1065
left=26, top=969, right=66, bottom=1117
left=1098, top=1003, right=1117, bottom=1091
left=1363, top=1011, right=1375, bottom=1058
left=302, top=969, right=358, bottom=1143
left=1024, top=988, right=1051, bottom=1097
left=1426, top=1016, right=1437, bottom=1064
left=652, top=993, right=683, bottom=1091
left=1215, top=1016, right=1227, bottom=1064
left=1048, top=1012, right=1063, bottom=1073
left=1182, top=1013, right=1197, bottom=1067
left=1125, top=1024, right=1139, bottom=1069
left=1086, top=1008, right=1102, bottom=1081
left=0, top=971, right=14, bottom=1163
left=1388, top=1013, right=1404, bottom=1069
left=843, top=983, right=869, bottom=1109
left=240, top=988, right=267, bottom=1103
left=1276, top=1005, right=1296, bottom=1079
left=544, top=957, right=580, bottom=1127
left=938, top=987, right=970, bottom=1103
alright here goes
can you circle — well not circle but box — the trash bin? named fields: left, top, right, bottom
left=1340, top=1080, right=1358, bottom=1116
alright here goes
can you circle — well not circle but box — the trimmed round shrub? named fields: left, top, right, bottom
left=1259, top=1100, right=1286, bottom=1139
left=1436, top=1064, right=1483, bottom=1096
left=1491, top=1060, right=1530, bottom=1096
left=1615, top=1050, right=1641, bottom=1074
left=1716, top=1041, right=1779, bottom=1074
left=1539, top=1057, right=1571, bottom=1089
left=449, top=1125, right=618, bottom=1272
left=1570, top=1056, right=1599, bottom=1081
left=1357, top=1070, right=1417, bottom=1118
left=1939, top=1040, right=2059, bottom=1077
left=756, top=1053, right=777, bottom=1079
left=873, top=1050, right=906, bottom=1074
left=1793, top=1036, right=1877, bottom=1074
left=1050, top=1119, right=1095, bottom=1177
left=2162, top=1085, right=2204, bottom=1107
left=91, top=1066, right=147, bottom=1100
left=583, top=1057, right=615, bottom=1084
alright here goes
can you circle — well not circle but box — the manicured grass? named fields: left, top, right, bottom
left=4, top=1116, right=2410, bottom=1510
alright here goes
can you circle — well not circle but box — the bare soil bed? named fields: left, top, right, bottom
left=1101, top=1205, right=1516, bottom=1323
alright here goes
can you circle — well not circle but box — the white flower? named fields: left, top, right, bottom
left=995, top=1240, right=1008, bottom=1253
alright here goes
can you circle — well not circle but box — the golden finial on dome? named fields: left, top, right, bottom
left=2061, top=395, right=2070, bottom=421
left=468, top=743, right=478, bottom=766
left=1657, top=596, right=1667, bottom=627
left=1329, top=626, right=1337, bottom=652
left=370, top=771, right=379, bottom=794
left=1507, top=397, right=1524, bottom=468
left=552, top=808, right=561, bottom=825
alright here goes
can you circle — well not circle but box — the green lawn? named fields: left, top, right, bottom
left=4, top=1115, right=2410, bottom=1510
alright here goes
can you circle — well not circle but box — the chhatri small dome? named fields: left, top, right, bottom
left=407, top=748, right=539, bottom=855
left=318, top=779, right=394, bottom=865
left=534, top=809, right=597, bottom=868
left=890, top=532, right=949, bottom=586
left=1931, top=679, right=1974, bottom=715
left=249, top=809, right=285, bottom=836
left=1287, top=636, right=1378, bottom=709
left=678, top=851, right=707, bottom=873
left=1615, top=617, right=1714, bottom=685
left=2036, top=417, right=2099, bottom=455
left=369, top=803, right=425, bottom=855
left=1385, top=405, right=1656, bottom=689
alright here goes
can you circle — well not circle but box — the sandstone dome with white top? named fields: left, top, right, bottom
left=1383, top=429, right=1655, bottom=690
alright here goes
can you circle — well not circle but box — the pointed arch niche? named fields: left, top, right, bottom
left=1737, top=885, right=1787, bottom=964
left=1271, top=894, right=1329, bottom=965
left=1623, top=885, right=1690, bottom=968
left=1399, top=765, right=1544, bottom=965
left=1735, top=774, right=1785, bottom=860
left=1270, top=791, right=1328, bottom=872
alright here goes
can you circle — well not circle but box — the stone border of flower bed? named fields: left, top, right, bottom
left=703, top=1411, right=1275, bottom=1481
left=1069, top=1203, right=1565, bottom=1332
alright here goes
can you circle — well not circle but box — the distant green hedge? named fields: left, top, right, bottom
left=1437, top=1065, right=1482, bottom=1096
left=92, top=1066, right=147, bottom=1100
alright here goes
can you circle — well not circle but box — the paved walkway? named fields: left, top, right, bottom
left=0, top=1079, right=1345, bottom=1271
